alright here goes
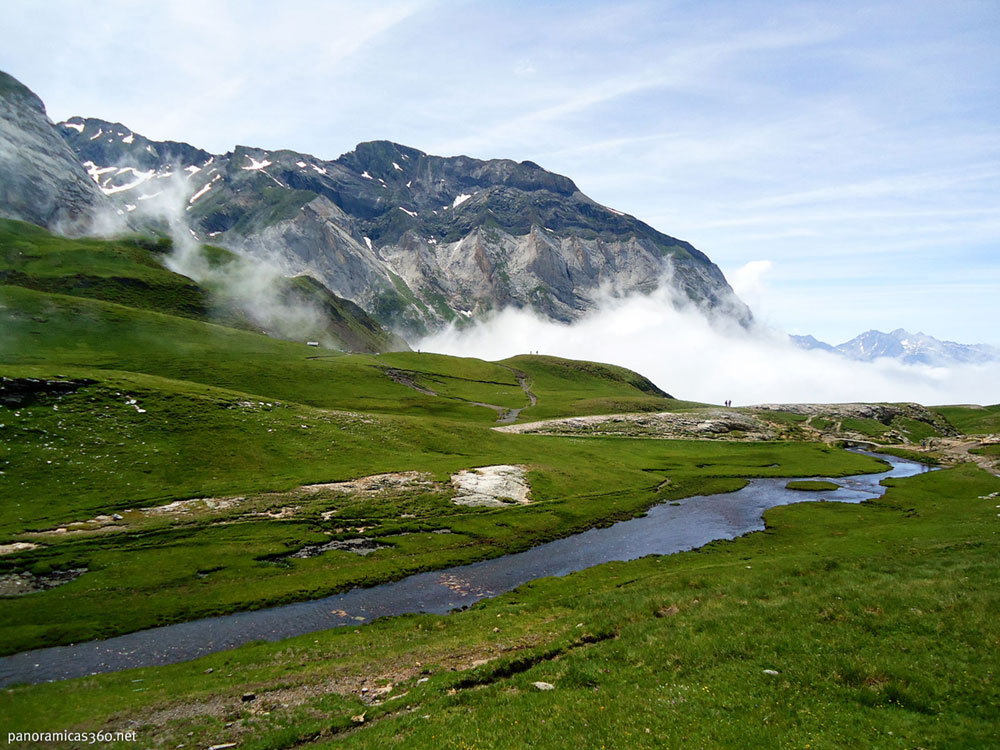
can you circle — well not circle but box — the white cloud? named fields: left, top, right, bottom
left=728, top=260, right=774, bottom=311
left=419, top=283, right=1000, bottom=406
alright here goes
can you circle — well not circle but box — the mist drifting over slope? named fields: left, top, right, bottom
left=124, top=174, right=337, bottom=345
left=419, top=281, right=999, bottom=407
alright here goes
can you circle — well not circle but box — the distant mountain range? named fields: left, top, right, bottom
left=791, top=329, right=1000, bottom=367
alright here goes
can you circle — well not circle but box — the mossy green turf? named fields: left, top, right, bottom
left=3, top=464, right=997, bottom=750
left=785, top=480, right=839, bottom=492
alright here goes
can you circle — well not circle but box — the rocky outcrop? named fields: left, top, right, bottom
left=0, top=72, right=113, bottom=235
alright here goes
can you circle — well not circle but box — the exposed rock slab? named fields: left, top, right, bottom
left=451, top=465, right=531, bottom=507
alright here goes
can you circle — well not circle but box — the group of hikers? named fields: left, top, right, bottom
left=724, top=399, right=733, bottom=407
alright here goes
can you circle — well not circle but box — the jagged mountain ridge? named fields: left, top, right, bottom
left=59, top=116, right=750, bottom=336
left=791, top=329, right=1000, bottom=366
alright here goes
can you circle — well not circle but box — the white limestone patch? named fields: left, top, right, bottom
left=451, top=465, right=531, bottom=507
left=304, top=471, right=434, bottom=498
left=140, top=496, right=244, bottom=517
left=452, top=193, right=472, bottom=208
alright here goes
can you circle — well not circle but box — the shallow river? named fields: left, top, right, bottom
left=0, top=452, right=931, bottom=687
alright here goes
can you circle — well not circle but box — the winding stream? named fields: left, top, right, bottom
left=0, top=452, right=931, bottom=687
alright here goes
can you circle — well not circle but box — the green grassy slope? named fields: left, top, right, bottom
left=3, top=464, right=996, bottom=750
left=0, top=218, right=211, bottom=319
left=2, top=219, right=996, bottom=747
left=0, top=218, right=405, bottom=353
left=932, top=404, right=1000, bottom=435
left=502, top=354, right=703, bottom=419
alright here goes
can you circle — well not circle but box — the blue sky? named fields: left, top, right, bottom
left=3, top=0, right=998, bottom=346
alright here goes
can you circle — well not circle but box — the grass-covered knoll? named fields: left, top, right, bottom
left=933, top=404, right=1000, bottom=435
left=3, top=465, right=996, bottom=749
left=785, top=479, right=839, bottom=491
left=502, top=354, right=703, bottom=420
left=970, top=443, right=1000, bottom=457
left=0, top=217, right=210, bottom=319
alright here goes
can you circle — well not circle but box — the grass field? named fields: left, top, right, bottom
left=2, top=463, right=996, bottom=749
left=2, top=219, right=997, bottom=748
left=932, top=404, right=1000, bottom=435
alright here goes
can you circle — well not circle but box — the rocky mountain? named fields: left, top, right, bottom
left=58, top=116, right=750, bottom=337
left=0, top=73, right=113, bottom=235
left=792, top=329, right=1000, bottom=366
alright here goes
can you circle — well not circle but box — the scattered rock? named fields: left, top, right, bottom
left=532, top=681, right=555, bottom=691
left=351, top=712, right=366, bottom=724
left=762, top=669, right=780, bottom=676
left=290, top=538, right=387, bottom=558
left=241, top=693, right=256, bottom=702
left=0, top=568, right=86, bottom=596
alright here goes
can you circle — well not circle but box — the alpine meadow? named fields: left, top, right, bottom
left=1, top=4, right=998, bottom=748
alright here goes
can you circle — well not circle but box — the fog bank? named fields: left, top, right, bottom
left=419, top=284, right=999, bottom=407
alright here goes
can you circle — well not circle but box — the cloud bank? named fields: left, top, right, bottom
left=418, top=283, right=999, bottom=407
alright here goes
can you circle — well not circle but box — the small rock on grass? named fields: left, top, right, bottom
left=532, top=681, right=555, bottom=691
left=762, top=669, right=780, bottom=675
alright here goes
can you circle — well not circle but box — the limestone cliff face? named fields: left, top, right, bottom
left=59, top=121, right=751, bottom=336
left=0, top=73, right=112, bottom=235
